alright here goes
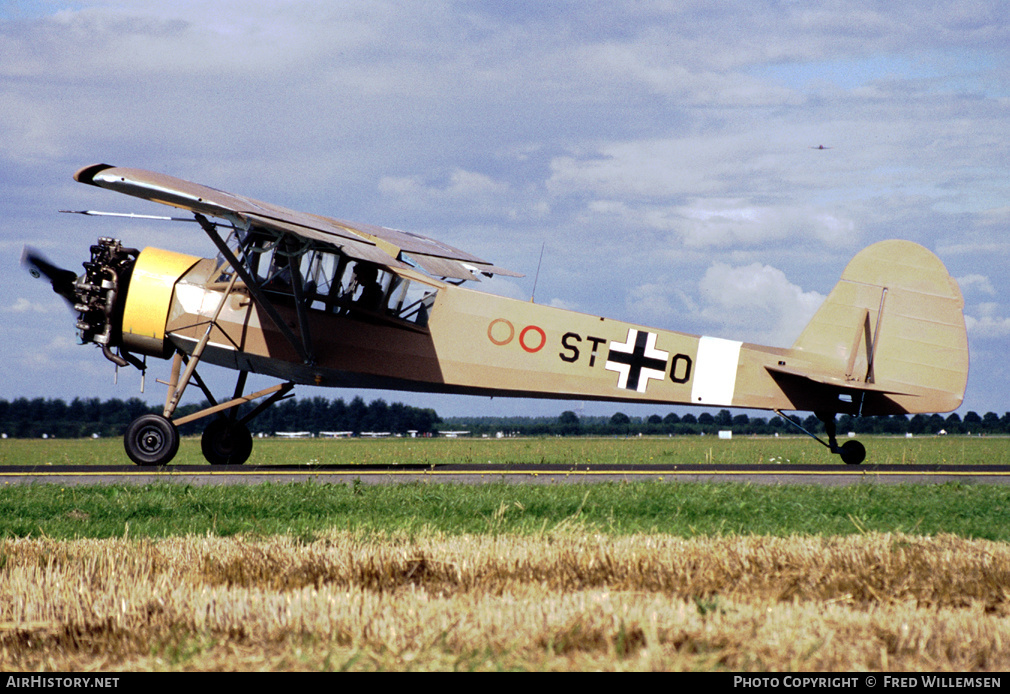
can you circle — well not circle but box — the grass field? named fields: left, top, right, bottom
left=1, top=476, right=1010, bottom=540
left=0, top=435, right=1008, bottom=671
left=2, top=432, right=1009, bottom=467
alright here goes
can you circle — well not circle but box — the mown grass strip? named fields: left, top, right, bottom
left=2, top=434, right=1009, bottom=467
left=1, top=481, right=1009, bottom=541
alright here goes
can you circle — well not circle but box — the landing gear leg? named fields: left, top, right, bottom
left=118, top=256, right=295, bottom=467
left=774, top=410, right=866, bottom=465
left=817, top=411, right=866, bottom=465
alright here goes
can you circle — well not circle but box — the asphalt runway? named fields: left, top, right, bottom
left=2, top=463, right=1010, bottom=486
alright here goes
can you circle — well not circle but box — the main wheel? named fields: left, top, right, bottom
left=124, top=414, right=180, bottom=466
left=839, top=439, right=866, bottom=465
left=201, top=418, right=253, bottom=465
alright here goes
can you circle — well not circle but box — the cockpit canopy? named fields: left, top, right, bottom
left=224, top=228, right=437, bottom=326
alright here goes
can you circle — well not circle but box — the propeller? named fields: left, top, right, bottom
left=21, top=246, right=79, bottom=308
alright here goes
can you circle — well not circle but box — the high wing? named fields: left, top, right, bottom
left=73, top=164, right=522, bottom=282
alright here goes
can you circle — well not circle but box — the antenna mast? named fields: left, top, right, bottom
left=530, top=242, right=545, bottom=303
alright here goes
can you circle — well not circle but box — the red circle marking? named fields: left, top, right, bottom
left=519, top=325, right=546, bottom=353
left=487, top=318, right=515, bottom=346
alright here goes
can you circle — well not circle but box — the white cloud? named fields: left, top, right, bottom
left=4, top=297, right=59, bottom=314
left=677, top=199, right=856, bottom=248
left=965, top=316, right=1010, bottom=339
left=548, top=137, right=736, bottom=199
left=588, top=43, right=803, bottom=106
left=957, top=274, right=996, bottom=296
left=573, top=197, right=857, bottom=250
left=379, top=169, right=508, bottom=204
left=965, top=303, right=1010, bottom=338
left=625, top=282, right=691, bottom=326
left=695, top=262, right=825, bottom=345
left=621, top=261, right=825, bottom=347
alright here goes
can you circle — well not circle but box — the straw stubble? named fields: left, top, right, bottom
left=1, top=532, right=1008, bottom=671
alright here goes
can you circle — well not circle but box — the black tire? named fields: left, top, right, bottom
left=201, top=418, right=253, bottom=465
left=124, top=414, right=180, bottom=467
left=839, top=440, right=866, bottom=465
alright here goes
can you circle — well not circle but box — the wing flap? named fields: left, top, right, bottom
left=402, top=253, right=482, bottom=281
left=239, top=213, right=409, bottom=269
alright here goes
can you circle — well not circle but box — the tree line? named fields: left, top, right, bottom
left=0, top=396, right=440, bottom=439
left=0, top=397, right=1006, bottom=439
left=442, top=409, right=1008, bottom=438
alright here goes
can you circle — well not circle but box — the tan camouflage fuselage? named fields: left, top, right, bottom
left=130, top=240, right=967, bottom=418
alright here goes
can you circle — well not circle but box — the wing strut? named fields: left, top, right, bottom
left=162, top=269, right=242, bottom=418
left=195, top=214, right=315, bottom=365
left=282, top=236, right=315, bottom=364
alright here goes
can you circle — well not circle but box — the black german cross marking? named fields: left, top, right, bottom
left=606, top=329, right=669, bottom=392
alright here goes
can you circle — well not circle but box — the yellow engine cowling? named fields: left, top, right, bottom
left=120, top=247, right=201, bottom=358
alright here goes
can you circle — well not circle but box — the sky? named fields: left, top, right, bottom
left=2, top=0, right=1009, bottom=421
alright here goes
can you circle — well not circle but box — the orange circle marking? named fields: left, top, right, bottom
left=487, top=318, right=515, bottom=346
left=519, top=325, right=547, bottom=353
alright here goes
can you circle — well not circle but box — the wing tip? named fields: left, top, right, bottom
left=74, top=163, right=115, bottom=185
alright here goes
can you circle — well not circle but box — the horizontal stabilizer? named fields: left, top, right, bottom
left=765, top=364, right=922, bottom=397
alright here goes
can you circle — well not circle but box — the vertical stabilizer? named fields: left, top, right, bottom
left=789, top=240, right=968, bottom=415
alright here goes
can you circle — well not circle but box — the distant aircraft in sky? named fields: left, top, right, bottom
left=810, top=145, right=833, bottom=150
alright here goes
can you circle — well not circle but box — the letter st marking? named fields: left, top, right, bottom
left=500, top=320, right=693, bottom=394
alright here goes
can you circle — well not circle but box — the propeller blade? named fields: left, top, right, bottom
left=21, top=246, right=78, bottom=307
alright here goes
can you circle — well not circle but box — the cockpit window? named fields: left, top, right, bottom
left=337, top=261, right=436, bottom=326
left=224, top=229, right=436, bottom=326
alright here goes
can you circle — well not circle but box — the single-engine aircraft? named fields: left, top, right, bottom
left=23, top=164, right=969, bottom=466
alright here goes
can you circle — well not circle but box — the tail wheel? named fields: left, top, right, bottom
left=124, top=414, right=180, bottom=467
left=839, top=440, right=866, bottom=465
left=201, top=418, right=253, bottom=465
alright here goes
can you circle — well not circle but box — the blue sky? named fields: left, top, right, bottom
left=2, top=1, right=1008, bottom=419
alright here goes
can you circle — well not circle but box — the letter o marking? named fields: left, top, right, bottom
left=519, top=325, right=547, bottom=353
left=670, top=354, right=693, bottom=384
left=487, top=318, right=515, bottom=346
